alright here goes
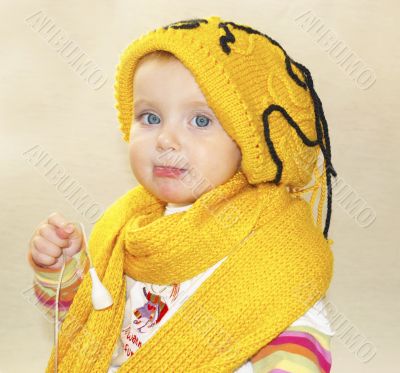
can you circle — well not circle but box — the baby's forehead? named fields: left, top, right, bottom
left=132, top=57, right=212, bottom=110
left=133, top=54, right=181, bottom=77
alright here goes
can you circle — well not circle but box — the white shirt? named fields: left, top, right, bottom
left=107, top=203, right=335, bottom=372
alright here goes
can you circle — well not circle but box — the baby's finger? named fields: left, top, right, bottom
left=56, top=222, right=81, bottom=241
left=47, top=212, right=74, bottom=237
left=45, top=255, right=74, bottom=270
left=61, top=236, right=84, bottom=257
left=38, top=223, right=69, bottom=248
left=55, top=226, right=73, bottom=240
left=31, top=249, right=58, bottom=267
left=32, top=236, right=62, bottom=258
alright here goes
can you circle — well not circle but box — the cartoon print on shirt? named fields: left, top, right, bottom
left=119, top=283, right=180, bottom=358
left=132, top=284, right=180, bottom=333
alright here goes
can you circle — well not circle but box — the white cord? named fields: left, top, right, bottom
left=54, top=250, right=67, bottom=373
left=53, top=222, right=112, bottom=372
left=79, top=222, right=92, bottom=267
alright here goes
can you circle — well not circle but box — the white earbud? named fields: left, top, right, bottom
left=88, top=268, right=113, bottom=310
left=79, top=222, right=113, bottom=310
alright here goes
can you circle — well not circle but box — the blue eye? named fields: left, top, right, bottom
left=142, top=113, right=160, bottom=125
left=192, top=115, right=210, bottom=128
left=137, top=112, right=211, bottom=128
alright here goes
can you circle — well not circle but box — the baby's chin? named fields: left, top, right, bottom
left=147, top=177, right=197, bottom=205
left=156, top=191, right=196, bottom=206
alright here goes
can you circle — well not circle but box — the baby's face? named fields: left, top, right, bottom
left=129, top=56, right=242, bottom=206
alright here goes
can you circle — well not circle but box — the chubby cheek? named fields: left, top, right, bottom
left=129, top=142, right=151, bottom=182
left=129, top=145, right=137, bottom=170
left=222, top=143, right=242, bottom=172
left=184, top=146, right=212, bottom=180
left=194, top=140, right=241, bottom=181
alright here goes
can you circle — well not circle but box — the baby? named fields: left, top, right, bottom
left=28, top=16, right=336, bottom=372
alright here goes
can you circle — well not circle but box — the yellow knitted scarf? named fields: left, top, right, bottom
left=45, top=169, right=333, bottom=372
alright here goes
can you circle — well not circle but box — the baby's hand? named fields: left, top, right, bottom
left=27, top=212, right=84, bottom=270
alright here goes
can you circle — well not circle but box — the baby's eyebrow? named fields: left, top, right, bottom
left=183, top=100, right=210, bottom=108
left=134, top=99, right=153, bottom=107
left=134, top=99, right=211, bottom=110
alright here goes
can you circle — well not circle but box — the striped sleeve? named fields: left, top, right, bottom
left=250, top=324, right=332, bottom=373
left=250, top=297, right=334, bottom=373
left=28, top=249, right=90, bottom=321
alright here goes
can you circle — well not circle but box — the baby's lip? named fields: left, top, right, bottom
left=153, top=165, right=188, bottom=178
left=154, top=164, right=187, bottom=170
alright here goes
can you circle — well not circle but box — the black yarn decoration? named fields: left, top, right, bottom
left=162, top=18, right=208, bottom=30
left=159, top=17, right=337, bottom=238
left=218, top=21, right=337, bottom=239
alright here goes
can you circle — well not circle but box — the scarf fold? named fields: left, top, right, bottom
left=46, top=169, right=334, bottom=372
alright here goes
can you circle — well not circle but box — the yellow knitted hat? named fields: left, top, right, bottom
left=114, top=15, right=337, bottom=237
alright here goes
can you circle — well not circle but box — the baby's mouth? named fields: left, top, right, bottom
left=153, top=165, right=187, bottom=178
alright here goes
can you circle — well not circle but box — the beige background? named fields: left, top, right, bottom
left=1, top=0, right=398, bottom=372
